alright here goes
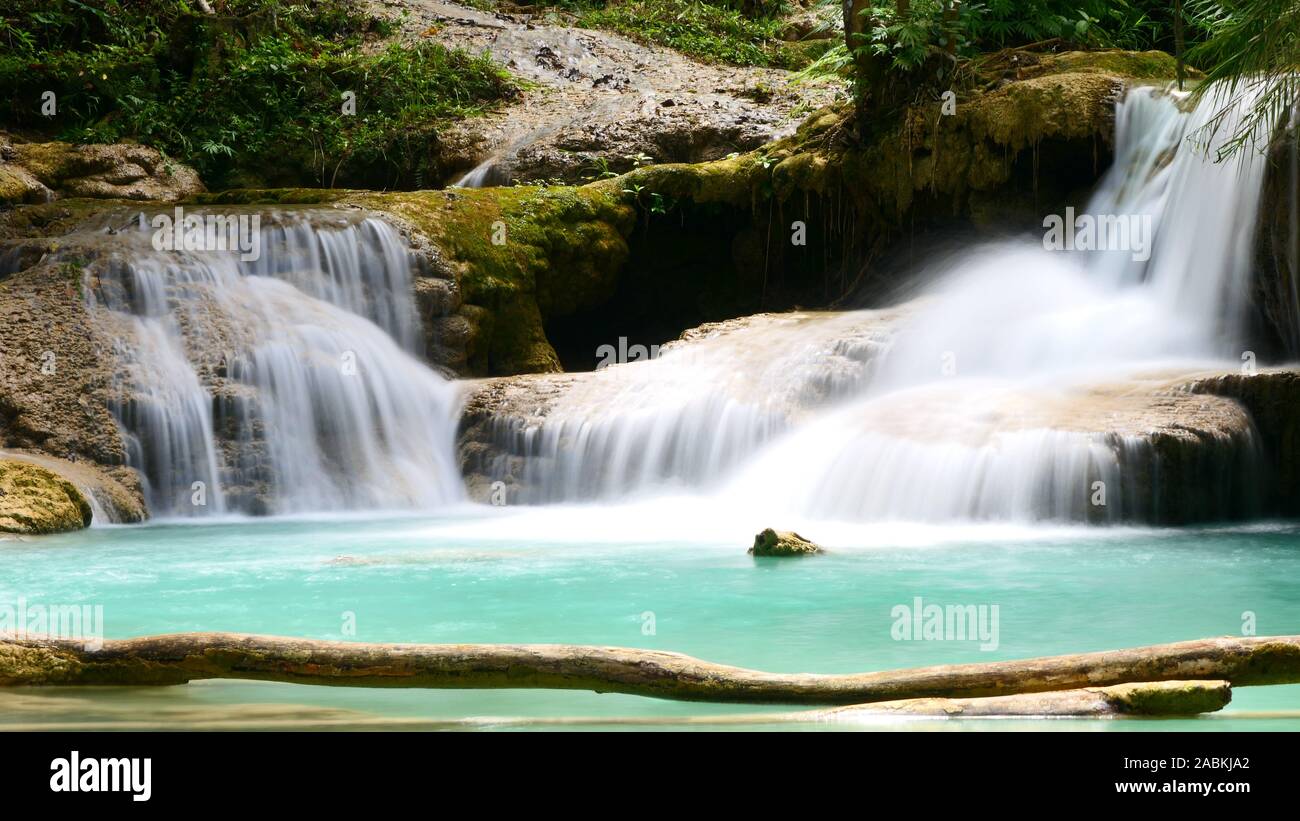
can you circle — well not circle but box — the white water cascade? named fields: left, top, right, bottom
left=493, top=84, right=1274, bottom=522
left=87, top=210, right=464, bottom=516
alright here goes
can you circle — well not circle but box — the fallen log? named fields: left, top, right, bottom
left=1, top=633, right=1297, bottom=705
left=0, top=680, right=1233, bottom=730
left=811, top=680, right=1232, bottom=718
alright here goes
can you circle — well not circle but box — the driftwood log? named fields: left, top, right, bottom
left=0, top=680, right=1234, bottom=729
left=810, top=680, right=1231, bottom=718
left=477, top=681, right=1235, bottom=722
left=1, top=633, right=1297, bottom=705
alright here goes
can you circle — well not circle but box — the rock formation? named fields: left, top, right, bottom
left=750, top=528, right=822, bottom=556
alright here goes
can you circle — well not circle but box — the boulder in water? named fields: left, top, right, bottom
left=750, top=528, right=822, bottom=557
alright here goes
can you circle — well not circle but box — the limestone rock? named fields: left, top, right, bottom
left=750, top=528, right=822, bottom=556
left=374, top=0, right=834, bottom=186
left=0, top=459, right=92, bottom=534
left=1, top=134, right=204, bottom=205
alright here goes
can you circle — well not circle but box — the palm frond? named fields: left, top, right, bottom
left=1187, top=0, right=1300, bottom=159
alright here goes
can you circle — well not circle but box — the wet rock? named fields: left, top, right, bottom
left=1187, top=369, right=1300, bottom=516
left=750, top=528, right=822, bottom=556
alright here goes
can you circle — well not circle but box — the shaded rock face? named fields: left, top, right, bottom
left=0, top=135, right=204, bottom=206
left=0, top=459, right=92, bottom=534
left=1188, top=370, right=1300, bottom=516
left=1250, top=133, right=1300, bottom=360
left=0, top=247, right=133, bottom=470
left=0, top=223, right=159, bottom=525
left=750, top=528, right=822, bottom=556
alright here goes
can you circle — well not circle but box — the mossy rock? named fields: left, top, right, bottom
left=363, top=185, right=635, bottom=375
left=1032, top=50, right=1195, bottom=82
left=1104, top=680, right=1232, bottom=716
left=750, top=528, right=822, bottom=556
left=0, top=460, right=93, bottom=535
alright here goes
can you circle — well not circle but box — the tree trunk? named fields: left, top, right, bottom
left=944, top=1, right=960, bottom=57
left=3, top=633, right=1298, bottom=705
left=844, top=0, right=876, bottom=135
left=1174, top=0, right=1186, bottom=91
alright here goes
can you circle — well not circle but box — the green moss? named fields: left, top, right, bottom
left=1035, top=50, right=1191, bottom=82
left=0, top=167, right=35, bottom=204
left=362, top=185, right=634, bottom=374
left=610, top=155, right=763, bottom=208
left=1106, top=681, right=1232, bottom=716
left=192, top=188, right=351, bottom=206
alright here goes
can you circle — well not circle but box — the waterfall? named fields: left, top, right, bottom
left=86, top=209, right=463, bottom=517
left=486, top=310, right=897, bottom=502
left=484, top=84, right=1274, bottom=522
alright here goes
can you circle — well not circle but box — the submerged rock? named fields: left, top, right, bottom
left=750, top=528, right=822, bottom=556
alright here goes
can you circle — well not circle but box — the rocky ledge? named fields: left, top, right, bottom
left=0, top=134, right=204, bottom=206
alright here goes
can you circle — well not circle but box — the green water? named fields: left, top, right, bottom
left=3, top=504, right=1299, bottom=730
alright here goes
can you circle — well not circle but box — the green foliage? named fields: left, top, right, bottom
left=851, top=1, right=1203, bottom=74
left=579, top=0, right=790, bottom=66
left=1187, top=0, right=1300, bottom=161
left=523, top=0, right=795, bottom=67
left=0, top=0, right=510, bottom=188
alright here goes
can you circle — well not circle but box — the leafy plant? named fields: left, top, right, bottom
left=1187, top=0, right=1300, bottom=161
left=0, top=0, right=515, bottom=188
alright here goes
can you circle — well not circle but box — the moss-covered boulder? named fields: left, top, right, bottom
left=0, top=459, right=92, bottom=534
left=750, top=528, right=822, bottom=556
left=368, top=187, right=635, bottom=375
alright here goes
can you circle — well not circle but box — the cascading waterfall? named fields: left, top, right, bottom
left=491, top=84, right=1275, bottom=522
left=87, top=210, right=463, bottom=516
left=495, top=310, right=897, bottom=502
